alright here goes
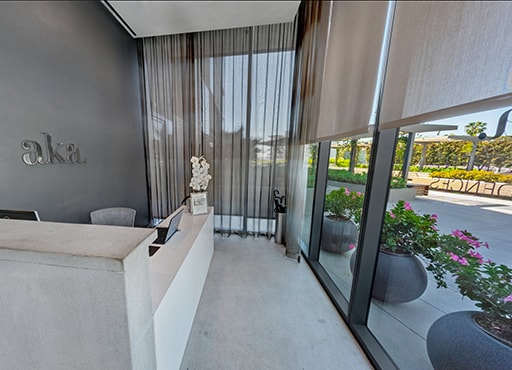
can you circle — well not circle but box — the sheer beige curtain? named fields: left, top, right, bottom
left=285, top=0, right=325, bottom=257
left=138, top=22, right=296, bottom=237
left=285, top=1, right=389, bottom=257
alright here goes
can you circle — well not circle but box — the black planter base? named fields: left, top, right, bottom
left=427, top=311, right=512, bottom=370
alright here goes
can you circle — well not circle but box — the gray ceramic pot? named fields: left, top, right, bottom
left=427, top=311, right=512, bottom=370
left=320, top=216, right=358, bottom=254
left=350, top=249, right=428, bottom=303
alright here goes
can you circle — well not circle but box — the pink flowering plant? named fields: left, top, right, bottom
left=436, top=231, right=512, bottom=342
left=380, top=201, right=512, bottom=342
left=381, top=200, right=440, bottom=254
left=380, top=200, right=448, bottom=287
left=324, top=187, right=364, bottom=224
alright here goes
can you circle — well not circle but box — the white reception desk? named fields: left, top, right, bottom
left=0, top=207, right=213, bottom=370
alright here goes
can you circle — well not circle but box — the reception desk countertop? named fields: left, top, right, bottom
left=0, top=219, right=157, bottom=271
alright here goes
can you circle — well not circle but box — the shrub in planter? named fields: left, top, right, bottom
left=427, top=231, right=512, bottom=368
left=361, top=200, right=442, bottom=303
left=324, top=187, right=364, bottom=224
left=321, top=187, right=364, bottom=254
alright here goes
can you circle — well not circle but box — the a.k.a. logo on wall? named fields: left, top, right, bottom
left=21, top=132, right=86, bottom=166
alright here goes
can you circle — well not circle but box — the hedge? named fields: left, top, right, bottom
left=429, top=169, right=512, bottom=184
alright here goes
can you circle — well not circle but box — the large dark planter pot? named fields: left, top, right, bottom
left=427, top=311, right=512, bottom=370
left=320, top=216, right=358, bottom=254
left=350, top=249, right=428, bottom=303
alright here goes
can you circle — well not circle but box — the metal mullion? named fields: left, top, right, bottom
left=308, top=141, right=330, bottom=261
left=349, top=128, right=398, bottom=324
left=344, top=131, right=400, bottom=370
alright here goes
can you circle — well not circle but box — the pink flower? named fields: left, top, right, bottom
left=504, top=294, right=512, bottom=303
left=348, top=243, right=356, bottom=250
left=432, top=226, right=439, bottom=231
left=448, top=252, right=469, bottom=266
left=431, top=214, right=438, bottom=221
left=468, top=250, right=483, bottom=259
left=449, top=252, right=460, bottom=262
left=389, top=212, right=396, bottom=219
left=468, top=250, right=484, bottom=264
left=452, top=229, right=465, bottom=239
left=458, top=257, right=469, bottom=266
left=356, top=192, right=362, bottom=196
left=344, top=188, right=350, bottom=195
left=404, top=202, right=412, bottom=211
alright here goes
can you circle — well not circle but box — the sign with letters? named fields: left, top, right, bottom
left=427, top=177, right=512, bottom=199
left=21, top=132, right=86, bottom=166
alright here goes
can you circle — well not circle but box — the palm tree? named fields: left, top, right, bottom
left=465, top=121, right=487, bottom=136
left=465, top=121, right=487, bottom=170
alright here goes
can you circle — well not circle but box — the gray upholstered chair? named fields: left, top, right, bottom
left=90, top=207, right=136, bottom=227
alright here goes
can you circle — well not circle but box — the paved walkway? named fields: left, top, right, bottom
left=407, top=190, right=511, bottom=266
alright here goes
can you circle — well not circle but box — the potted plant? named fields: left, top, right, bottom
left=321, top=187, right=364, bottom=254
left=350, top=200, right=443, bottom=303
left=427, top=230, right=512, bottom=369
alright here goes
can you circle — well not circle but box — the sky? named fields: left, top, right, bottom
left=420, top=106, right=512, bottom=138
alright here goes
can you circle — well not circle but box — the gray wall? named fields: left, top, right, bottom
left=0, top=1, right=149, bottom=225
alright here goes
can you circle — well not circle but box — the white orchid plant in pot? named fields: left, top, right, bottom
left=189, top=156, right=212, bottom=215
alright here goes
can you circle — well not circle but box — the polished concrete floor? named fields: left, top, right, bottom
left=180, top=235, right=373, bottom=370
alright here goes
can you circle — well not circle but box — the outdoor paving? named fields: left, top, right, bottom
left=319, top=190, right=512, bottom=369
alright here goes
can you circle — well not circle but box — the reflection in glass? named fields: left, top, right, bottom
left=368, top=112, right=512, bottom=369
left=298, top=144, right=318, bottom=256
left=318, top=138, right=372, bottom=301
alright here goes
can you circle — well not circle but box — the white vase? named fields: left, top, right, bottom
left=190, top=192, right=208, bottom=215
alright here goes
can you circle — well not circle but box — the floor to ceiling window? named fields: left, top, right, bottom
left=297, top=144, right=318, bottom=257
left=288, top=1, right=512, bottom=369
left=317, top=138, right=373, bottom=302
left=138, top=22, right=296, bottom=237
left=367, top=108, right=512, bottom=369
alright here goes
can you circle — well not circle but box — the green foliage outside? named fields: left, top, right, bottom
left=390, top=177, right=407, bottom=188
left=308, top=168, right=407, bottom=189
left=324, top=187, right=364, bottom=224
left=327, top=169, right=407, bottom=189
left=424, top=141, right=471, bottom=168
left=474, top=136, right=512, bottom=172
left=395, top=134, right=511, bottom=173
left=329, top=158, right=351, bottom=167
left=429, top=169, right=512, bottom=184
left=328, top=169, right=367, bottom=184
left=409, top=166, right=459, bottom=173
left=465, top=121, right=487, bottom=137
